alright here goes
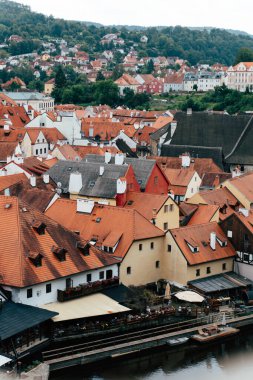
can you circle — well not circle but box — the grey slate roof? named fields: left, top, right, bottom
left=161, top=144, right=224, bottom=169
left=4, top=91, right=51, bottom=100
left=0, top=301, right=57, bottom=341
left=165, top=112, right=253, bottom=165
left=84, top=154, right=156, bottom=190
left=189, top=272, right=253, bottom=294
left=150, top=124, right=170, bottom=141
left=47, top=160, right=128, bottom=198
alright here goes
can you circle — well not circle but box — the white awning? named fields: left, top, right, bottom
left=41, top=293, right=130, bottom=322
left=0, top=355, right=12, bottom=367
left=175, top=290, right=205, bottom=303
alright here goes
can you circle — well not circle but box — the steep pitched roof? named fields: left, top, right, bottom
left=124, top=192, right=169, bottom=220
left=166, top=112, right=253, bottom=164
left=151, top=156, right=223, bottom=177
left=0, top=141, right=20, bottom=161
left=224, top=171, right=253, bottom=203
left=47, top=159, right=129, bottom=197
left=45, top=199, right=164, bottom=259
left=170, top=222, right=235, bottom=265
left=0, top=196, right=118, bottom=288
left=161, top=144, right=224, bottom=169
left=84, top=154, right=157, bottom=191
left=0, top=173, right=27, bottom=191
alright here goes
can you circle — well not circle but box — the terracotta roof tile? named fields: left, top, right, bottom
left=171, top=222, right=235, bottom=265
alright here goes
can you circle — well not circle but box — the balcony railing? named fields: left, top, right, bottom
left=57, top=277, right=119, bottom=302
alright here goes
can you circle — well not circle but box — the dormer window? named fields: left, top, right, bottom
left=77, top=242, right=90, bottom=256
left=185, top=238, right=199, bottom=253
left=28, top=251, right=43, bottom=267
left=52, top=246, right=67, bottom=261
left=216, top=235, right=227, bottom=247
left=32, top=221, right=46, bottom=235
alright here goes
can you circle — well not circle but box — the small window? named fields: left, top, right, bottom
left=27, top=288, right=33, bottom=298
left=154, top=176, right=158, bottom=185
left=163, top=222, right=168, bottom=230
left=127, top=266, right=131, bottom=275
left=164, top=205, right=168, bottom=213
left=99, top=271, right=104, bottom=280
left=46, top=283, right=52, bottom=293
left=206, top=267, right=211, bottom=274
left=196, top=269, right=200, bottom=277
left=35, top=149, right=38, bottom=155
left=44, top=148, right=47, bottom=153
left=139, top=243, right=143, bottom=251
left=168, top=244, right=172, bottom=252
left=150, top=242, right=154, bottom=250
left=169, top=204, right=174, bottom=212
left=156, top=260, right=160, bottom=268
left=222, top=263, right=227, bottom=271
left=87, top=273, right=92, bottom=282
left=40, top=148, right=42, bottom=154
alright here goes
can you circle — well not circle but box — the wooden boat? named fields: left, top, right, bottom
left=191, top=325, right=239, bottom=343
left=167, top=337, right=189, bottom=346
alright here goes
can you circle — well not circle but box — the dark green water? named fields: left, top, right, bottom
left=50, top=332, right=253, bottom=380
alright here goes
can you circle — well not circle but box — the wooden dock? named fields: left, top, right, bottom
left=43, top=312, right=253, bottom=372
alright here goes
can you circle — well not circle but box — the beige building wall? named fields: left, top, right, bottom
left=70, top=193, right=116, bottom=206
left=163, top=232, right=234, bottom=285
left=186, top=192, right=207, bottom=205
left=210, top=208, right=220, bottom=222
left=21, top=134, right=32, bottom=157
left=51, top=147, right=65, bottom=161
left=185, top=172, right=202, bottom=200
left=187, top=258, right=234, bottom=283
left=120, top=237, right=164, bottom=286
left=44, top=83, right=54, bottom=95
left=155, top=197, right=180, bottom=231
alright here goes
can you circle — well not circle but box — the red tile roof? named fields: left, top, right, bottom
left=170, top=222, right=235, bottom=265
left=45, top=199, right=164, bottom=258
left=0, top=196, right=118, bottom=288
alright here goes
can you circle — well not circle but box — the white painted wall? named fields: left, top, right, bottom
left=185, top=172, right=202, bottom=200
left=0, top=162, right=31, bottom=178
left=8, top=264, right=118, bottom=307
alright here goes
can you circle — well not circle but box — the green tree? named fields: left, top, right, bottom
left=55, top=65, right=66, bottom=89
left=94, top=80, right=120, bottom=106
left=96, top=70, right=105, bottom=81
left=234, top=47, right=253, bottom=65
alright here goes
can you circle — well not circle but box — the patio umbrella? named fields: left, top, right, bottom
left=175, top=290, right=204, bottom=303
left=221, top=312, right=226, bottom=326
left=164, top=283, right=171, bottom=300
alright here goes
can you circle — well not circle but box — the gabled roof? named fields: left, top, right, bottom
left=151, top=156, right=223, bottom=177
left=201, top=172, right=232, bottom=188
left=47, top=159, right=129, bottom=197
left=84, top=154, right=158, bottom=191
left=0, top=196, right=118, bottom=288
left=0, top=141, right=19, bottom=161
left=162, top=168, right=196, bottom=187
left=115, top=74, right=140, bottom=86
left=0, top=173, right=27, bottom=191
left=152, top=116, right=173, bottom=130
left=186, top=204, right=219, bottom=226
left=53, top=144, right=81, bottom=161
left=124, top=192, right=170, bottom=220
left=224, top=171, right=253, bottom=203
left=166, top=111, right=253, bottom=165
left=170, top=222, right=235, bottom=265
left=161, top=144, right=224, bottom=169
left=45, top=199, right=164, bottom=259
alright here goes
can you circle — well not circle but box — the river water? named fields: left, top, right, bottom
left=50, top=330, right=253, bottom=380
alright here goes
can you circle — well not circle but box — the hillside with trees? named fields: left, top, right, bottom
left=0, top=0, right=253, bottom=65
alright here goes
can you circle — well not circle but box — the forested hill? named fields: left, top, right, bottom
left=1, top=0, right=253, bottom=65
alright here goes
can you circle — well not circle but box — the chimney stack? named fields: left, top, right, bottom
left=181, top=153, right=191, bottom=168
left=43, top=173, right=50, bottom=184
left=68, top=171, right=83, bottom=194
left=115, top=152, right=125, bottom=165
left=105, top=151, right=112, bottom=164
left=99, top=166, right=105, bottom=176
left=210, top=232, right=216, bottom=250
left=117, top=177, right=127, bottom=194
left=30, top=175, right=36, bottom=187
